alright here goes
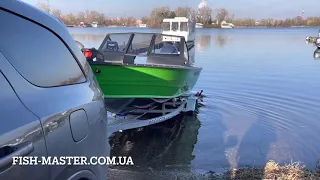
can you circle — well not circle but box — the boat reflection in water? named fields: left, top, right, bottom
left=213, top=34, right=231, bottom=49
left=109, top=114, right=201, bottom=172
left=314, top=48, right=320, bottom=60
left=196, top=35, right=211, bottom=52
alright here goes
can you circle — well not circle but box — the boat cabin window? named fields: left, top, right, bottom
left=172, top=22, right=179, bottom=31
left=162, top=22, right=170, bottom=31
left=180, top=22, right=188, bottom=32
left=151, top=35, right=180, bottom=55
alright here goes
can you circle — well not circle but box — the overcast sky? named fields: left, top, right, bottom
left=22, top=0, right=318, bottom=19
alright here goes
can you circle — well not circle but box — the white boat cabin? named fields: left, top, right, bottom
left=220, top=20, right=234, bottom=28
left=161, top=17, right=195, bottom=43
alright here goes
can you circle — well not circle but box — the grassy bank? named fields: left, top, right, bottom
left=221, top=161, right=320, bottom=180
left=109, top=161, right=320, bottom=180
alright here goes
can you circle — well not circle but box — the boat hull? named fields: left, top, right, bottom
left=90, top=64, right=202, bottom=98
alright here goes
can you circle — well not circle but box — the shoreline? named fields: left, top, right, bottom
left=108, top=161, right=320, bottom=180
left=66, top=26, right=320, bottom=29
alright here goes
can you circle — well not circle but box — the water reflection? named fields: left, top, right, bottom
left=213, top=35, right=231, bottom=49
left=314, top=48, right=320, bottom=60
left=236, top=111, right=277, bottom=168
left=109, top=114, right=200, bottom=172
left=196, top=35, right=211, bottom=52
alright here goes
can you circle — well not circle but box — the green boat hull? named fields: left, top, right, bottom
left=90, top=64, right=202, bottom=98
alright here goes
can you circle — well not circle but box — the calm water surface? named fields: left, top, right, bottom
left=69, top=27, right=320, bottom=173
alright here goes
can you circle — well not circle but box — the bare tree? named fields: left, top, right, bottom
left=141, top=16, right=149, bottom=24
left=51, top=9, right=62, bottom=19
left=63, top=13, right=77, bottom=25
left=148, top=6, right=171, bottom=28
left=226, top=13, right=235, bottom=23
left=168, top=11, right=176, bottom=18
left=197, top=6, right=212, bottom=24
left=216, top=8, right=228, bottom=24
left=175, top=6, right=192, bottom=17
left=77, top=12, right=86, bottom=24
left=36, top=0, right=50, bottom=13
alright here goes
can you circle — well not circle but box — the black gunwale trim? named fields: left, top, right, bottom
left=88, top=61, right=202, bottom=70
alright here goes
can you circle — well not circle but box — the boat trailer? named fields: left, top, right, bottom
left=107, top=91, right=203, bottom=133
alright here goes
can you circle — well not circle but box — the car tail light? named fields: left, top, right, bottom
left=84, top=50, right=93, bottom=59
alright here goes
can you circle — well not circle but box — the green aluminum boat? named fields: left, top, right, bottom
left=89, top=64, right=201, bottom=98
left=84, top=32, right=202, bottom=98
left=81, top=32, right=202, bottom=113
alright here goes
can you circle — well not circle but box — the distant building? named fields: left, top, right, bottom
left=255, top=21, right=260, bottom=26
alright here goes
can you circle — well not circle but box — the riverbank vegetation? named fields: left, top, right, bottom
left=36, top=0, right=320, bottom=28
left=109, top=161, right=320, bottom=180
left=221, top=161, right=320, bottom=180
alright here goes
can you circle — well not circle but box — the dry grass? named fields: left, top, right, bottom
left=222, top=160, right=320, bottom=180
left=108, top=161, right=320, bottom=180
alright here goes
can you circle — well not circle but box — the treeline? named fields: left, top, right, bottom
left=36, top=1, right=138, bottom=27
left=36, top=0, right=320, bottom=27
left=231, top=17, right=320, bottom=27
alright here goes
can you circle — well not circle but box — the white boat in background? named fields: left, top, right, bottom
left=161, top=17, right=195, bottom=43
left=139, top=24, right=147, bottom=28
left=221, top=20, right=234, bottom=28
left=92, top=22, right=99, bottom=28
left=196, top=23, right=203, bottom=28
left=161, top=17, right=196, bottom=64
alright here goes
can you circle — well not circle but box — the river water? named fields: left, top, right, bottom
left=69, top=27, right=320, bottom=174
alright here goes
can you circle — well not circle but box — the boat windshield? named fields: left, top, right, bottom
left=98, top=33, right=189, bottom=65
left=180, top=22, right=188, bottom=32
left=162, top=22, right=170, bottom=31
left=172, top=22, right=179, bottom=31
left=101, top=33, right=131, bottom=52
left=127, top=33, right=154, bottom=56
